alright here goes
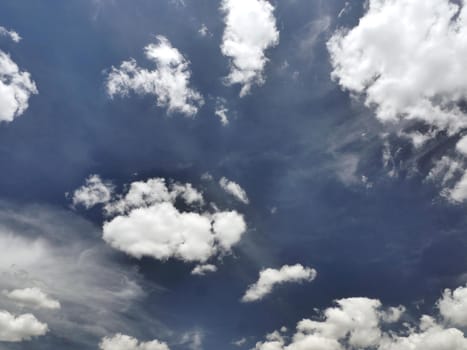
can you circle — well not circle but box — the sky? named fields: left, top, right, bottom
left=1, top=0, right=467, bottom=349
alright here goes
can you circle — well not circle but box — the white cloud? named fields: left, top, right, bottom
left=242, top=264, right=317, bottom=302
left=328, top=0, right=467, bottom=133
left=191, top=264, right=218, bottom=276
left=3, top=287, right=60, bottom=310
left=0, top=310, right=48, bottom=342
left=438, top=284, right=467, bottom=327
left=254, top=293, right=467, bottom=350
left=219, top=177, right=249, bottom=204
left=0, top=51, right=37, bottom=122
left=99, top=334, right=169, bottom=350
left=103, top=203, right=246, bottom=263
left=72, top=174, right=114, bottom=209
left=76, top=177, right=247, bottom=264
left=220, top=0, right=279, bottom=96
left=106, top=36, right=203, bottom=116
left=103, top=202, right=215, bottom=262
left=0, top=27, right=21, bottom=43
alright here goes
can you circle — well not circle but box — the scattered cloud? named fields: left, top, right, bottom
left=106, top=36, right=203, bottom=116
left=214, top=98, right=229, bottom=125
left=72, top=174, right=114, bottom=209
left=3, top=287, right=60, bottom=310
left=242, top=264, right=317, bottom=302
left=0, top=310, right=48, bottom=342
left=219, top=177, right=249, bottom=204
left=232, top=337, right=247, bottom=347
left=198, top=24, right=211, bottom=38
left=99, top=334, right=169, bottom=350
left=0, top=51, right=37, bottom=122
left=0, top=26, right=21, bottom=42
left=220, top=0, right=279, bottom=96
left=191, top=264, right=218, bottom=276
left=253, top=289, right=467, bottom=350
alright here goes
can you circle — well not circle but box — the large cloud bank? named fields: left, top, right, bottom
left=254, top=283, right=467, bottom=350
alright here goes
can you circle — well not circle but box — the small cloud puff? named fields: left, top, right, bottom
left=242, top=264, right=317, bottom=302
left=219, top=177, right=249, bottom=204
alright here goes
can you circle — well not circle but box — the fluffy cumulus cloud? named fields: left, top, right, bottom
left=0, top=310, right=48, bottom=342
left=327, top=0, right=467, bottom=203
left=0, top=51, right=37, bottom=123
left=73, top=176, right=247, bottom=265
left=253, top=288, right=467, bottom=350
left=328, top=0, right=467, bottom=131
left=221, top=0, right=279, bottom=96
left=242, top=264, right=317, bottom=302
left=438, top=284, right=467, bottom=327
left=219, top=177, right=249, bottom=204
left=106, top=35, right=203, bottom=116
left=99, top=334, right=169, bottom=350
left=72, top=174, right=114, bottom=209
left=3, top=287, right=60, bottom=310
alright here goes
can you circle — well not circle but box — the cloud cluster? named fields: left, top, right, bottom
left=219, top=177, right=249, bottom=204
left=221, top=0, right=279, bottom=96
left=73, top=176, right=247, bottom=265
left=242, top=264, right=317, bottom=302
left=328, top=0, right=467, bottom=203
left=99, top=334, right=169, bottom=350
left=0, top=310, right=48, bottom=342
left=254, top=285, right=467, bottom=350
left=106, top=36, right=203, bottom=116
left=3, top=287, right=60, bottom=310
left=0, top=51, right=37, bottom=122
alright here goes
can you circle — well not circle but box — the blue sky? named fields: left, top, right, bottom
left=1, top=1, right=467, bottom=349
